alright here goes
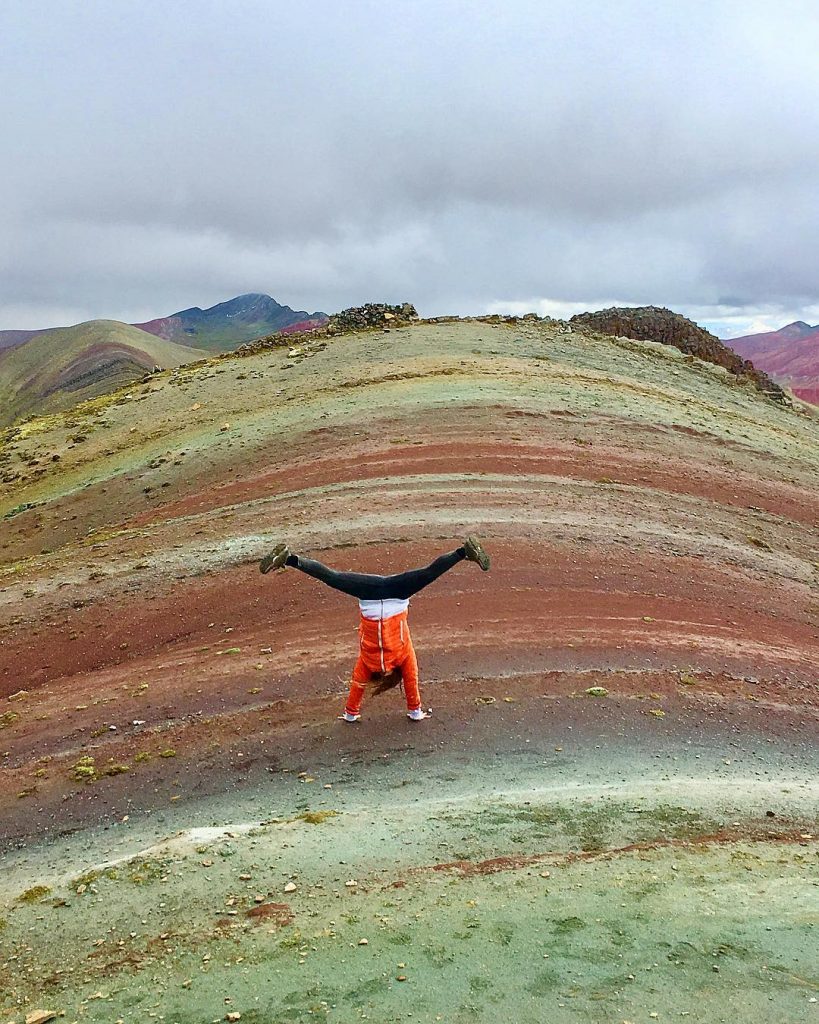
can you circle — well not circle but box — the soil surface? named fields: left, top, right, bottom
left=1, top=318, right=817, bottom=1022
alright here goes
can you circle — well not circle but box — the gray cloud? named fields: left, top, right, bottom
left=2, top=0, right=818, bottom=335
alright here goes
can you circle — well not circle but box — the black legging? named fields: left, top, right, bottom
left=287, top=547, right=466, bottom=600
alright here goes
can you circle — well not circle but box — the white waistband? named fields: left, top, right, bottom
left=359, top=598, right=410, bottom=620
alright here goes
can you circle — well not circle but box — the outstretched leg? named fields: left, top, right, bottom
left=260, top=537, right=490, bottom=599
left=285, top=554, right=405, bottom=600
left=374, top=549, right=465, bottom=600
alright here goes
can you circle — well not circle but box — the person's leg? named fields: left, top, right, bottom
left=377, top=548, right=466, bottom=600
left=285, top=549, right=466, bottom=600
left=287, top=554, right=392, bottom=600
left=398, top=642, right=422, bottom=713
left=343, top=656, right=371, bottom=719
left=263, top=538, right=488, bottom=597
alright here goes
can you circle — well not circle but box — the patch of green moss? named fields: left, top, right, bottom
left=278, top=929, right=304, bottom=949
left=17, top=884, right=52, bottom=904
left=72, top=869, right=101, bottom=888
left=127, top=857, right=171, bottom=885
left=296, top=810, right=339, bottom=825
left=159, top=748, right=177, bottom=758
left=71, top=755, right=98, bottom=782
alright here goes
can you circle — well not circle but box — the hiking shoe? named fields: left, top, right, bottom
left=407, top=708, right=432, bottom=721
left=463, top=535, right=490, bottom=571
left=260, top=543, right=290, bottom=574
left=339, top=711, right=361, bottom=723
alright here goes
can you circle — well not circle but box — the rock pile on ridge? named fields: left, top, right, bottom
left=570, top=306, right=788, bottom=403
left=325, top=302, right=419, bottom=335
left=233, top=302, right=420, bottom=357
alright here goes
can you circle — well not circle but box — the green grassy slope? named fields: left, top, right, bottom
left=0, top=319, right=207, bottom=427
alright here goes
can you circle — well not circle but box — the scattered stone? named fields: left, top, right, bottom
left=26, top=1013, right=58, bottom=1024
left=358, top=938, right=369, bottom=945
left=284, top=881, right=297, bottom=893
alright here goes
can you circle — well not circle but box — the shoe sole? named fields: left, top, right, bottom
left=260, top=545, right=289, bottom=574
left=465, top=537, right=490, bottom=571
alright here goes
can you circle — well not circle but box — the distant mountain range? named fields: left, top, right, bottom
left=726, top=321, right=819, bottom=405
left=132, top=293, right=327, bottom=351
left=0, top=293, right=328, bottom=355
left=0, top=294, right=328, bottom=427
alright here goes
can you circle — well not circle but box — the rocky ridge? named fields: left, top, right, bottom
left=570, top=306, right=788, bottom=403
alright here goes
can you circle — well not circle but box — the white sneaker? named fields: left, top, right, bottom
left=339, top=711, right=361, bottom=723
left=407, top=708, right=432, bottom=721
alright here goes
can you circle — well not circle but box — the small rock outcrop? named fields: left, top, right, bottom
left=569, top=306, right=788, bottom=403
left=234, top=302, right=420, bottom=357
left=325, top=302, right=419, bottom=335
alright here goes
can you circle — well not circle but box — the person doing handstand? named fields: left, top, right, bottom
left=259, top=537, right=490, bottom=721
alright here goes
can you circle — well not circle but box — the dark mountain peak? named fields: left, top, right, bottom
left=173, top=293, right=289, bottom=324
left=140, top=293, right=328, bottom=349
left=780, top=320, right=817, bottom=337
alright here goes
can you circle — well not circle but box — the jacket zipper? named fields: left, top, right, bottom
left=378, top=600, right=385, bottom=672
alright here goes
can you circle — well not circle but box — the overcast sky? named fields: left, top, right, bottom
left=2, top=0, right=818, bottom=338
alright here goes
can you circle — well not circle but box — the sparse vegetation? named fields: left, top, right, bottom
left=296, top=810, right=339, bottom=825
left=17, top=884, right=52, bottom=903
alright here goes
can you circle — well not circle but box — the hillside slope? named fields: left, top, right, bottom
left=0, top=293, right=329, bottom=361
left=0, top=319, right=207, bottom=427
left=727, top=320, right=819, bottom=404
left=0, top=314, right=816, bottom=1021
left=0, top=328, right=38, bottom=352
